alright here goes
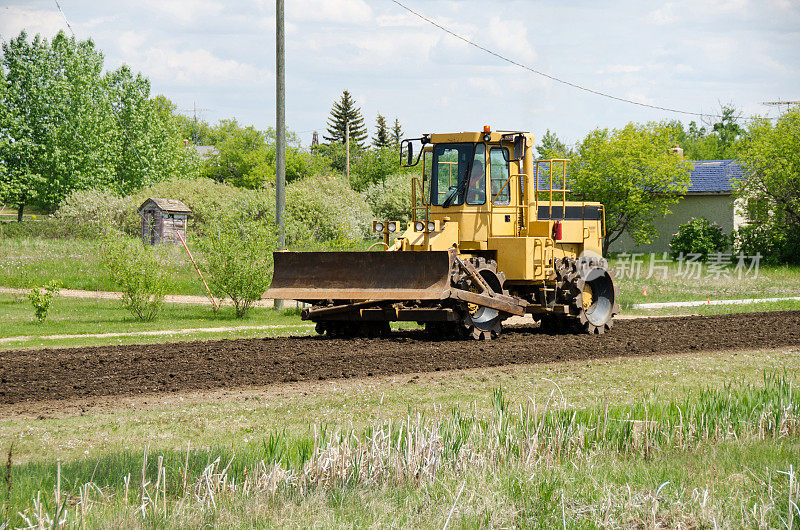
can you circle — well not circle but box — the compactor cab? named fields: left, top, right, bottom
left=266, top=127, right=619, bottom=339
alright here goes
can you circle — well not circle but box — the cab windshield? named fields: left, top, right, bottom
left=429, top=143, right=485, bottom=207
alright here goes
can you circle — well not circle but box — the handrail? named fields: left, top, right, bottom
left=532, top=237, right=554, bottom=282
left=411, top=177, right=429, bottom=223
left=490, top=174, right=513, bottom=205
left=534, top=159, right=570, bottom=220
left=599, top=204, right=606, bottom=238
left=439, top=160, right=457, bottom=193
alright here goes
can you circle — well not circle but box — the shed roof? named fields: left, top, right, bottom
left=138, top=198, right=192, bottom=214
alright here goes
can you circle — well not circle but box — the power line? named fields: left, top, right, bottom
left=390, top=0, right=773, bottom=122
left=53, top=1, right=75, bottom=36
left=53, top=0, right=151, bottom=177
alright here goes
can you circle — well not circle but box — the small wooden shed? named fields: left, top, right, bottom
left=138, top=198, right=192, bottom=245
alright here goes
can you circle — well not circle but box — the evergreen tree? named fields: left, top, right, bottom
left=391, top=118, right=403, bottom=147
left=372, top=114, right=390, bottom=149
left=323, top=90, right=367, bottom=148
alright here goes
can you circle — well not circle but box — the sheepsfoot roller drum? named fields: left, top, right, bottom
left=538, top=257, right=620, bottom=334
left=264, top=249, right=527, bottom=340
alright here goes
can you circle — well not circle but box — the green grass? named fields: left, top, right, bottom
left=0, top=294, right=310, bottom=350
left=0, top=237, right=208, bottom=296
left=4, top=237, right=799, bottom=306
left=609, top=256, right=800, bottom=308
left=3, top=365, right=799, bottom=527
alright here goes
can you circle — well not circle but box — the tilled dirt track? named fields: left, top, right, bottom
left=2, top=311, right=800, bottom=406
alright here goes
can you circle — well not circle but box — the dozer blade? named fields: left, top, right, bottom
left=264, top=250, right=455, bottom=302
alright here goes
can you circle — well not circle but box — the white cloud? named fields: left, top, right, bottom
left=375, top=13, right=425, bottom=28
left=648, top=2, right=678, bottom=25
left=467, top=76, right=503, bottom=97
left=287, top=0, right=372, bottom=24
left=137, top=0, right=224, bottom=25
left=485, top=16, right=536, bottom=63
left=0, top=6, right=67, bottom=39
left=597, top=64, right=645, bottom=74
left=625, top=91, right=656, bottom=105
left=139, top=47, right=271, bottom=85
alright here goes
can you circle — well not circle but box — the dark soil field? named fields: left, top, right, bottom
left=3, top=311, right=800, bottom=407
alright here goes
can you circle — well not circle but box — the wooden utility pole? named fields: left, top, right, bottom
left=345, top=121, right=350, bottom=183
left=275, top=0, right=286, bottom=311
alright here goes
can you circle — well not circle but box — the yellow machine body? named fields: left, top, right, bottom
left=265, top=129, right=618, bottom=338
left=393, top=130, right=605, bottom=290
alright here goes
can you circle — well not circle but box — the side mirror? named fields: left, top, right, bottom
left=513, top=136, right=526, bottom=161
left=400, top=137, right=425, bottom=167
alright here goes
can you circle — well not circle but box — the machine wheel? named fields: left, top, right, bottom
left=454, top=257, right=509, bottom=340
left=554, top=257, right=620, bottom=334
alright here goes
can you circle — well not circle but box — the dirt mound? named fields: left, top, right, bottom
left=2, top=311, right=799, bottom=406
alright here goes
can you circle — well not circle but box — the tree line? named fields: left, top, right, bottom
left=0, top=31, right=410, bottom=217
left=0, top=31, right=197, bottom=219
left=2, top=30, right=798, bottom=262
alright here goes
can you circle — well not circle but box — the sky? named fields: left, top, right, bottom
left=1, top=0, right=799, bottom=149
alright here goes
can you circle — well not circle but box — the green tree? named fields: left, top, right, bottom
left=201, top=119, right=273, bottom=188
left=350, top=147, right=403, bottom=191
left=569, top=122, right=693, bottom=253
left=175, top=112, right=214, bottom=145
left=0, top=31, right=115, bottom=214
left=372, top=114, right=390, bottom=149
left=0, top=30, right=196, bottom=213
left=536, top=129, right=571, bottom=159
left=323, top=90, right=367, bottom=148
left=712, top=105, right=744, bottom=153
left=735, top=105, right=800, bottom=262
left=201, top=120, right=329, bottom=188
left=391, top=118, right=403, bottom=147
left=666, top=105, right=745, bottom=160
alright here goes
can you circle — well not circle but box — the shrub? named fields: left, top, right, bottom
left=286, top=175, right=372, bottom=243
left=50, top=178, right=249, bottom=239
left=53, top=189, right=128, bottom=238
left=100, top=233, right=169, bottom=321
left=350, top=147, right=404, bottom=191
left=668, top=217, right=730, bottom=260
left=197, top=212, right=276, bottom=318
left=27, top=280, right=61, bottom=321
left=364, top=172, right=413, bottom=226
left=123, top=177, right=246, bottom=232
left=735, top=222, right=800, bottom=265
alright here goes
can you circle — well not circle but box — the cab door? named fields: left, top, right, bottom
left=489, top=146, right=516, bottom=236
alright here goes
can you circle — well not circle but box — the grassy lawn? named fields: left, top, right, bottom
left=2, top=347, right=799, bottom=527
left=0, top=237, right=208, bottom=296
left=609, top=255, right=800, bottom=308
left=0, top=294, right=311, bottom=350
left=3, top=237, right=800, bottom=306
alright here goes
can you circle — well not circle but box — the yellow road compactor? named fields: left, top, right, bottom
left=265, top=127, right=619, bottom=339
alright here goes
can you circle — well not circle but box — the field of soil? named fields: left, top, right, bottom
left=3, top=311, right=800, bottom=407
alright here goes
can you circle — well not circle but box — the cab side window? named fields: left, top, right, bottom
left=490, top=147, right=510, bottom=205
